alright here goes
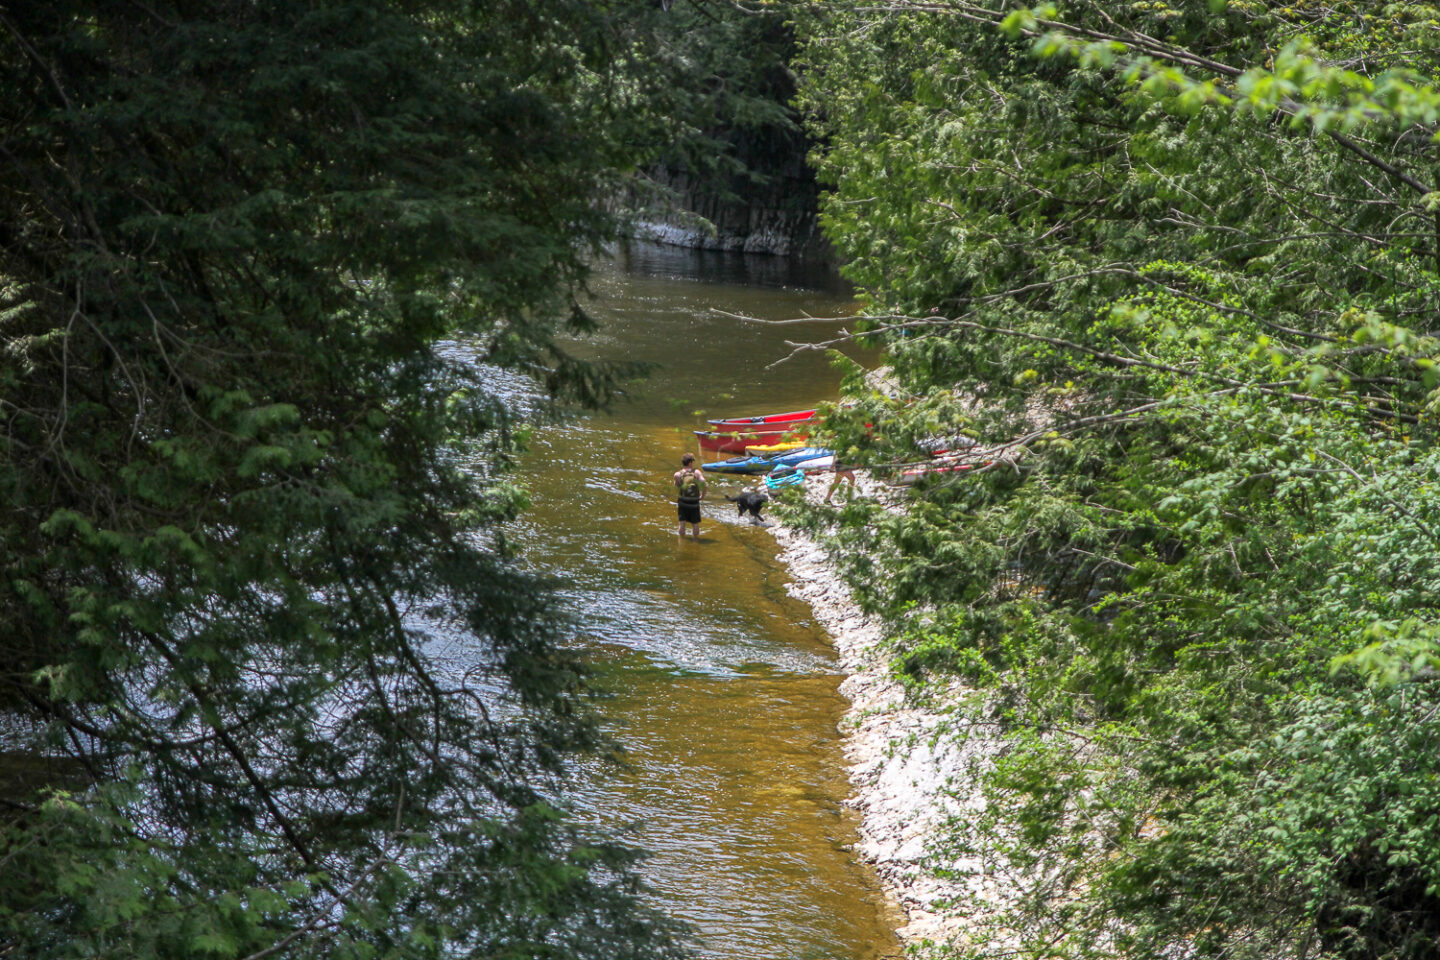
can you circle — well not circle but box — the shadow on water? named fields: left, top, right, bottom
left=488, top=242, right=897, bottom=960
left=609, top=238, right=850, bottom=292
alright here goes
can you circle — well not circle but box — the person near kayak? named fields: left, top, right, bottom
left=825, top=464, right=857, bottom=503
left=674, top=452, right=707, bottom=538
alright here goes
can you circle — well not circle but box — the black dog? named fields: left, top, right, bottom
left=724, top=490, right=770, bottom=524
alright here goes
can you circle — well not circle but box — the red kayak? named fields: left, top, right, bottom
left=695, top=426, right=810, bottom=454
left=894, top=460, right=993, bottom=485
left=707, top=407, right=817, bottom=428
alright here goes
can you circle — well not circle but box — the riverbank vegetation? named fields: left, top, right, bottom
left=786, top=2, right=1440, bottom=958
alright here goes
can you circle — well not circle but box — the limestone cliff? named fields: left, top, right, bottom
left=631, top=156, right=829, bottom=259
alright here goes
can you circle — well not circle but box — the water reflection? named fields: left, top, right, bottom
left=609, top=239, right=848, bottom=291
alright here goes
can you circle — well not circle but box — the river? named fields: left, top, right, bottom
left=498, top=241, right=899, bottom=960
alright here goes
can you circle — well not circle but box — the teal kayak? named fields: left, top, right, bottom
left=765, top=466, right=806, bottom=490
left=700, top=455, right=776, bottom=474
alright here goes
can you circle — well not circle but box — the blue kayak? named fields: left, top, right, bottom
left=700, top=455, right=777, bottom=474
left=701, top=447, right=833, bottom=475
left=769, top=446, right=832, bottom=467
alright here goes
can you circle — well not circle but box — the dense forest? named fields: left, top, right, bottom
left=3, top=1, right=1439, bottom=959
left=788, top=2, right=1440, bottom=959
left=0, top=1, right=750, bottom=957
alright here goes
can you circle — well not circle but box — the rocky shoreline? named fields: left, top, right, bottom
left=767, top=478, right=974, bottom=951
left=630, top=219, right=810, bottom=258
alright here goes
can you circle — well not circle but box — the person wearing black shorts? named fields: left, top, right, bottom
left=673, top=452, right=707, bottom=538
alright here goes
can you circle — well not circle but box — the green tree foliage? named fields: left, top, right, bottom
left=793, top=2, right=1440, bottom=958
left=628, top=1, right=822, bottom=247
left=646, top=0, right=802, bottom=190
left=0, top=2, right=694, bottom=957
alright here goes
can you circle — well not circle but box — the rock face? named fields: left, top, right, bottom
left=630, top=159, right=831, bottom=260
left=767, top=477, right=975, bottom=949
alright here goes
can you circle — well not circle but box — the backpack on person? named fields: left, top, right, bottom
left=678, top=469, right=702, bottom=501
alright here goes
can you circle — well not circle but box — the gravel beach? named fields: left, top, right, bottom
left=767, top=477, right=974, bottom=950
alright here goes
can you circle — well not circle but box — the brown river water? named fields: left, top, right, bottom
left=498, top=241, right=899, bottom=960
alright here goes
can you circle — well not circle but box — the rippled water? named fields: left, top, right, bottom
left=477, top=241, right=898, bottom=960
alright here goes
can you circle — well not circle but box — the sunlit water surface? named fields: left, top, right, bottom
left=467, top=242, right=898, bottom=960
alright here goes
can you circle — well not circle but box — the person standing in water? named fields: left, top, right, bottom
left=673, top=452, right=707, bottom=538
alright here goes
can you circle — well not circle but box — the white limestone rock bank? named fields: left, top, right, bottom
left=767, top=486, right=977, bottom=949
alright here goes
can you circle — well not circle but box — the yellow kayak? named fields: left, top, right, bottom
left=746, top=441, right=807, bottom=455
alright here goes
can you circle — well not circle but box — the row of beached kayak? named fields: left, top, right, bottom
left=693, top=406, right=819, bottom=454
left=693, top=406, right=991, bottom=488
left=691, top=408, right=834, bottom=490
